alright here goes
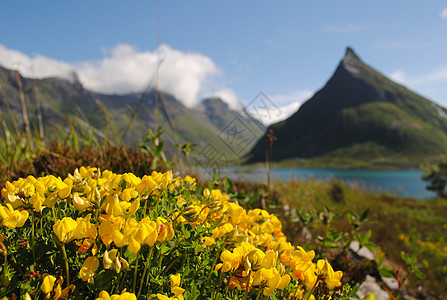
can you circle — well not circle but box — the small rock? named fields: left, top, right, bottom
left=357, top=275, right=389, bottom=300
left=382, top=276, right=399, bottom=290
left=350, top=241, right=376, bottom=261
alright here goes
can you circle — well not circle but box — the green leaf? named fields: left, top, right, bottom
left=363, top=229, right=372, bottom=241
left=160, top=243, right=171, bottom=255
left=413, top=268, right=424, bottom=279
left=66, top=116, right=79, bottom=152
left=154, top=140, right=164, bottom=157
left=379, top=266, right=396, bottom=278
left=401, top=251, right=416, bottom=266
left=360, top=208, right=370, bottom=221
left=183, top=230, right=191, bottom=239
left=363, top=242, right=377, bottom=250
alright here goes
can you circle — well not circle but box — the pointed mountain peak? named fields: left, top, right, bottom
left=341, top=47, right=363, bottom=74
left=344, top=47, right=359, bottom=60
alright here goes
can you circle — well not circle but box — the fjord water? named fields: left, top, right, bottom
left=214, top=167, right=435, bottom=200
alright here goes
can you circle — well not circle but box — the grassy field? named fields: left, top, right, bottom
left=260, top=178, right=447, bottom=298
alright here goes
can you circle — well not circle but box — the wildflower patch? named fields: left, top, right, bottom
left=0, top=167, right=343, bottom=299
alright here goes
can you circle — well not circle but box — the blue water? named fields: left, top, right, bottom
left=203, top=167, right=435, bottom=200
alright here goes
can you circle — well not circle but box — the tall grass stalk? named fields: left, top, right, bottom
left=14, top=72, right=33, bottom=150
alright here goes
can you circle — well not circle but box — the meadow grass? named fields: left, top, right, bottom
left=264, top=178, right=447, bottom=298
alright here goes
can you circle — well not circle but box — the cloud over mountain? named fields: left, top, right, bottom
left=0, top=43, right=238, bottom=109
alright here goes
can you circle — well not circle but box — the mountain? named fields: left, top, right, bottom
left=0, top=64, right=263, bottom=164
left=245, top=47, right=447, bottom=166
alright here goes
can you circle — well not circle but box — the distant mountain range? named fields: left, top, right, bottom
left=3, top=46, right=446, bottom=169
left=245, top=47, right=447, bottom=166
left=0, top=64, right=263, bottom=165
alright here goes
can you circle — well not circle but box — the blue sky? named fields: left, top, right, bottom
left=1, top=1, right=447, bottom=124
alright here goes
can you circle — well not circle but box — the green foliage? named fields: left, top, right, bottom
left=139, top=127, right=170, bottom=170
left=422, top=154, right=447, bottom=198
left=259, top=178, right=445, bottom=298
left=400, top=252, right=424, bottom=280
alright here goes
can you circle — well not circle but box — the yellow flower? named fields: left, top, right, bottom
left=170, top=273, right=181, bottom=286
left=211, top=189, right=229, bottom=201
left=120, top=188, right=138, bottom=202
left=42, top=275, right=56, bottom=297
left=252, top=268, right=290, bottom=296
left=203, top=188, right=211, bottom=198
left=156, top=218, right=174, bottom=243
left=103, top=249, right=118, bottom=269
left=219, top=250, right=238, bottom=273
left=317, top=259, right=343, bottom=290
left=98, top=216, right=125, bottom=247
left=201, top=236, right=215, bottom=248
left=212, top=223, right=233, bottom=239
left=103, top=249, right=129, bottom=273
left=79, top=256, right=99, bottom=284
left=97, top=290, right=112, bottom=300
left=97, top=290, right=137, bottom=300
left=58, top=178, right=73, bottom=199
left=53, top=277, right=75, bottom=300
left=170, top=274, right=185, bottom=299
left=53, top=215, right=92, bottom=244
left=0, top=203, right=29, bottom=229
left=73, top=194, right=92, bottom=211
left=1, top=179, right=30, bottom=208
left=302, top=263, right=319, bottom=291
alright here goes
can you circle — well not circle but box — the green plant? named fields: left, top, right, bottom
left=139, top=127, right=170, bottom=170
left=422, top=154, right=447, bottom=198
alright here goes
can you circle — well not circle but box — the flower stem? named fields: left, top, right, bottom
left=243, top=270, right=252, bottom=300
left=223, top=273, right=232, bottom=299
left=255, top=287, right=264, bottom=300
left=114, top=271, right=122, bottom=294
left=61, top=243, right=70, bottom=285
left=137, top=246, right=154, bottom=298
left=162, top=254, right=183, bottom=275
left=31, top=210, right=36, bottom=266
left=1, top=245, right=7, bottom=288
left=206, top=241, right=226, bottom=285
left=132, top=251, right=140, bottom=293
left=213, top=271, right=224, bottom=300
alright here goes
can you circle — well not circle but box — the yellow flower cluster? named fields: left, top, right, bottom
left=0, top=167, right=342, bottom=299
left=172, top=186, right=343, bottom=296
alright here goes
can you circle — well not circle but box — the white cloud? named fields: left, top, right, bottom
left=441, top=7, right=447, bottom=19
left=251, top=101, right=301, bottom=126
left=247, top=90, right=313, bottom=126
left=389, top=69, right=407, bottom=85
left=0, top=44, right=75, bottom=81
left=76, top=44, right=221, bottom=107
left=0, top=43, right=237, bottom=108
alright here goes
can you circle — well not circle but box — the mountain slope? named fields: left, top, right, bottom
left=0, top=65, right=262, bottom=163
left=245, top=47, right=447, bottom=164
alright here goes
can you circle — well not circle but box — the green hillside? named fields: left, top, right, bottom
left=245, top=47, right=447, bottom=166
left=0, top=65, right=263, bottom=164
